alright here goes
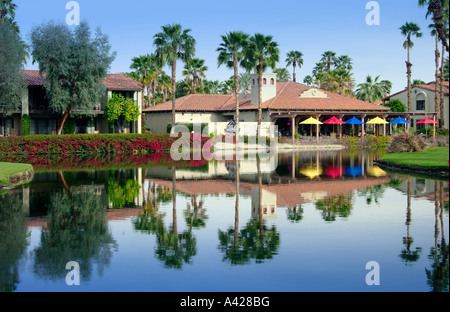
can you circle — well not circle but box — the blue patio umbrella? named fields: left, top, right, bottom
left=346, top=117, right=365, bottom=125
left=345, top=165, right=364, bottom=177
left=390, top=117, right=411, bottom=124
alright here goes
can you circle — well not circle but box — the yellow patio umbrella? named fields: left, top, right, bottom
left=366, top=166, right=387, bottom=177
left=300, top=117, right=323, bottom=138
left=366, top=117, right=388, bottom=136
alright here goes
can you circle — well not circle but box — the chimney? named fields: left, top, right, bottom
left=251, top=73, right=277, bottom=105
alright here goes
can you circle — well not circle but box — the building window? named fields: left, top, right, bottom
left=253, top=79, right=255, bottom=85
left=416, top=100, right=425, bottom=111
left=263, top=78, right=267, bottom=85
left=271, top=78, right=275, bottom=85
left=31, top=119, right=58, bottom=135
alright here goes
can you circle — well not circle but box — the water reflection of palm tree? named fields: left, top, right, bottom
left=154, top=167, right=197, bottom=269
left=315, top=194, right=353, bottom=222
left=32, top=190, right=117, bottom=281
left=134, top=183, right=165, bottom=235
left=400, top=178, right=422, bottom=265
left=217, top=157, right=280, bottom=265
left=185, top=195, right=208, bottom=229
left=0, top=193, right=29, bottom=292
left=425, top=181, right=449, bottom=292
left=286, top=205, right=304, bottom=223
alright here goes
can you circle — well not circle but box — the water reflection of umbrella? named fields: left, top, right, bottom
left=366, top=166, right=387, bottom=177
left=300, top=165, right=323, bottom=179
left=323, top=117, right=345, bottom=137
left=345, top=165, right=364, bottom=177
left=324, top=165, right=344, bottom=178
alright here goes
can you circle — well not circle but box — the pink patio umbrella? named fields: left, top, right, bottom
left=323, top=117, right=345, bottom=138
left=416, top=118, right=438, bottom=138
left=324, top=165, right=345, bottom=178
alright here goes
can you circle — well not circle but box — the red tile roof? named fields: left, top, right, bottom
left=144, top=81, right=389, bottom=113
left=23, top=70, right=143, bottom=91
left=383, top=81, right=449, bottom=101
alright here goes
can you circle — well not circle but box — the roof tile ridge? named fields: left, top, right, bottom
left=268, top=81, right=290, bottom=109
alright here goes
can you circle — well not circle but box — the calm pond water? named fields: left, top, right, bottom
left=0, top=150, right=448, bottom=292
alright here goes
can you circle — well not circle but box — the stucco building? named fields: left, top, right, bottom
left=382, top=81, right=449, bottom=130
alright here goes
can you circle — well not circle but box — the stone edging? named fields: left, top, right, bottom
left=375, top=160, right=449, bottom=179
left=0, top=167, right=35, bottom=189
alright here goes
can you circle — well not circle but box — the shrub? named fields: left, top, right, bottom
left=387, top=133, right=426, bottom=153
left=436, top=128, right=449, bottom=136
left=21, top=114, right=31, bottom=136
left=63, top=118, right=76, bottom=135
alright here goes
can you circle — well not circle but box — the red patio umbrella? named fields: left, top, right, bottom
left=416, top=118, right=438, bottom=137
left=323, top=117, right=345, bottom=137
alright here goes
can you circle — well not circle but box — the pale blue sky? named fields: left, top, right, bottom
left=15, top=0, right=439, bottom=94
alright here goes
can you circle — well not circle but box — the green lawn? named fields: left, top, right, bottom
left=0, top=162, right=33, bottom=185
left=381, top=147, right=449, bottom=168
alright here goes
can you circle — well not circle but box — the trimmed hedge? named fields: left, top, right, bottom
left=21, top=114, right=31, bottom=136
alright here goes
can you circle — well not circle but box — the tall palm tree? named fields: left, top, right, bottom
left=320, top=51, right=337, bottom=72
left=154, top=24, right=196, bottom=129
left=356, top=75, right=386, bottom=104
left=130, top=54, right=151, bottom=108
left=419, top=0, right=449, bottom=52
left=0, top=0, right=16, bottom=24
left=217, top=31, right=249, bottom=139
left=274, top=67, right=291, bottom=81
left=331, top=69, right=355, bottom=96
left=285, top=50, right=303, bottom=83
left=400, top=22, right=422, bottom=117
left=335, top=55, right=353, bottom=71
left=182, top=58, right=208, bottom=94
left=379, top=80, right=393, bottom=96
left=242, top=33, right=279, bottom=137
left=303, top=75, right=314, bottom=86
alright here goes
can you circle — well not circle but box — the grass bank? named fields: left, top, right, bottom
left=380, top=147, right=449, bottom=167
left=0, top=162, right=34, bottom=186
left=376, top=147, right=449, bottom=179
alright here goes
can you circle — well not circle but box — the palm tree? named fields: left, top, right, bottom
left=274, top=67, right=291, bottom=81
left=379, top=80, right=393, bottom=96
left=356, top=75, right=386, bottom=104
left=238, top=71, right=252, bottom=92
left=330, top=69, right=355, bottom=96
left=242, top=33, right=280, bottom=137
left=303, top=75, right=314, bottom=86
left=335, top=55, right=353, bottom=71
left=419, top=0, right=449, bottom=52
left=285, top=50, right=303, bottom=83
left=217, top=31, right=249, bottom=139
left=0, top=0, right=16, bottom=24
left=182, top=58, right=208, bottom=94
left=400, top=22, right=422, bottom=118
left=320, top=51, right=337, bottom=72
left=154, top=24, right=196, bottom=129
left=130, top=54, right=151, bottom=108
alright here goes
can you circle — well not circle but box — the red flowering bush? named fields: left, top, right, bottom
left=0, top=133, right=212, bottom=156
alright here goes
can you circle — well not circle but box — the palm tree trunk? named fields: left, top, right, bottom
left=292, top=62, right=296, bottom=83
left=172, top=167, right=177, bottom=236
left=435, top=33, right=440, bottom=126
left=147, top=85, right=151, bottom=108
left=233, top=55, right=240, bottom=143
left=234, top=160, right=240, bottom=246
left=171, top=60, right=177, bottom=129
left=406, top=45, right=412, bottom=120
left=257, top=58, right=263, bottom=138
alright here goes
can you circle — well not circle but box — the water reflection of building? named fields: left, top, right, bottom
left=395, top=178, right=447, bottom=199
left=251, top=188, right=277, bottom=220
left=13, top=169, right=146, bottom=228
